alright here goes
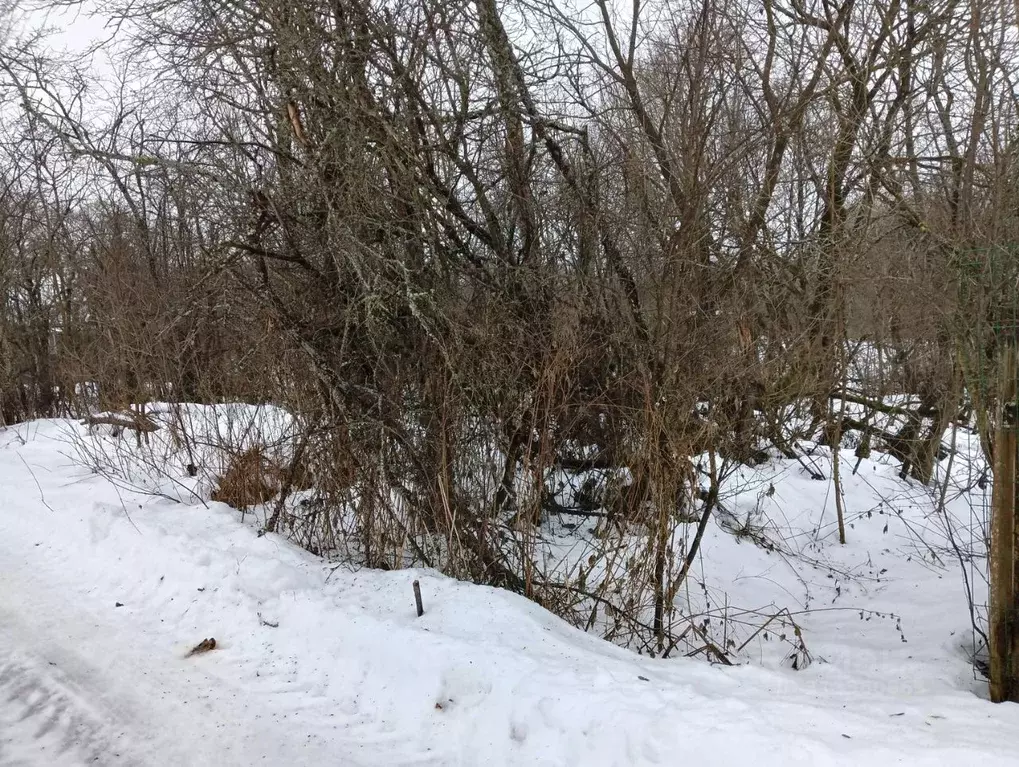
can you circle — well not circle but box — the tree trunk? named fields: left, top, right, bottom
left=989, top=343, right=1019, bottom=702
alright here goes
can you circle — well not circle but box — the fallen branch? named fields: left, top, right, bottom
left=833, top=390, right=935, bottom=418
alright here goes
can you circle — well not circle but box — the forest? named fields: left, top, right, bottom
left=0, top=0, right=1016, bottom=692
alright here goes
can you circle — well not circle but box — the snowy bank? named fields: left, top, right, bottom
left=1, top=418, right=1018, bottom=766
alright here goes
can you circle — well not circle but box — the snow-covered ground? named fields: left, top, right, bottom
left=3, top=417, right=1019, bottom=766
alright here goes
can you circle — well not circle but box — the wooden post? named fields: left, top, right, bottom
left=413, top=580, right=424, bottom=617
left=990, top=343, right=1018, bottom=702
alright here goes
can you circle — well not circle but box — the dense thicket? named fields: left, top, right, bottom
left=0, top=0, right=1016, bottom=651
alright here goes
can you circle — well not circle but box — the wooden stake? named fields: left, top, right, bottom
left=413, top=580, right=424, bottom=617
left=990, top=344, right=1018, bottom=702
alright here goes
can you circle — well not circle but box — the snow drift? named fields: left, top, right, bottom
left=1, top=416, right=1018, bottom=766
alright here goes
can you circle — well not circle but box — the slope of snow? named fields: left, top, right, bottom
left=2, top=418, right=1019, bottom=766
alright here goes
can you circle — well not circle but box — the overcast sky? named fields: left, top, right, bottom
left=14, top=1, right=116, bottom=58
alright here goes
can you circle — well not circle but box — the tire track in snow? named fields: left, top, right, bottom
left=0, top=649, right=138, bottom=767
left=0, top=556, right=352, bottom=767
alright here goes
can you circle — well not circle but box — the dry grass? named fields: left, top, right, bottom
left=211, top=447, right=280, bottom=509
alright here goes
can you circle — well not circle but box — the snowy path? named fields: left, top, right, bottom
left=0, top=423, right=357, bottom=766
left=4, top=419, right=1019, bottom=766
left=0, top=539, right=346, bottom=766
left=0, top=590, right=139, bottom=767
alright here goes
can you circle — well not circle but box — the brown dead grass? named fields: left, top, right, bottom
left=211, top=447, right=280, bottom=509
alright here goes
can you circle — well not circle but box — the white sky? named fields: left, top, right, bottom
left=12, top=1, right=118, bottom=59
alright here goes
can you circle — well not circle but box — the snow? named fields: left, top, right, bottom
left=3, top=417, right=1019, bottom=766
